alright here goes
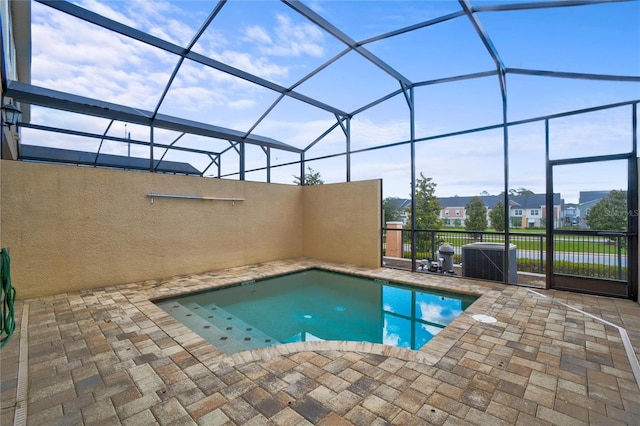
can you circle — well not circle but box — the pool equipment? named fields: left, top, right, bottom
left=420, top=243, right=456, bottom=275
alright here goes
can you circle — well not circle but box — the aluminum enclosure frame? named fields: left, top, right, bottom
left=2, top=0, right=639, bottom=296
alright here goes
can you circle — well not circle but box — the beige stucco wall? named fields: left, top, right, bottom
left=302, top=179, right=381, bottom=267
left=0, top=161, right=381, bottom=299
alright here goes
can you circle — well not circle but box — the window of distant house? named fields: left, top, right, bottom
left=455, top=209, right=460, bottom=216
left=445, top=211, right=449, bottom=216
left=514, top=209, right=523, bottom=216
left=530, top=209, right=539, bottom=216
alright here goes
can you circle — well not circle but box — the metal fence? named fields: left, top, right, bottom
left=550, top=229, right=627, bottom=281
left=382, top=227, right=627, bottom=281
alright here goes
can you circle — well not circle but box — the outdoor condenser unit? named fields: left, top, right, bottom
left=462, top=242, right=517, bottom=283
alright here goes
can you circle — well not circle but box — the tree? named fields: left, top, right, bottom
left=515, top=188, right=534, bottom=196
left=489, top=200, right=505, bottom=232
left=406, top=173, right=442, bottom=258
left=383, top=197, right=405, bottom=223
left=501, top=188, right=534, bottom=196
left=293, top=167, right=324, bottom=185
left=585, top=190, right=627, bottom=231
left=407, top=173, right=442, bottom=230
left=465, top=196, right=487, bottom=231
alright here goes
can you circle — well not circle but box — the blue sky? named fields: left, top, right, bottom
left=26, top=0, right=640, bottom=203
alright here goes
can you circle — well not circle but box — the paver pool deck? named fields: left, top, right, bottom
left=2, top=258, right=639, bottom=425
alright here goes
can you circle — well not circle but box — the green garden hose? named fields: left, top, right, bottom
left=0, top=248, right=16, bottom=349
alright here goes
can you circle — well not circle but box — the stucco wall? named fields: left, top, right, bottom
left=1, top=161, right=304, bottom=298
left=303, top=179, right=381, bottom=267
left=0, top=161, right=381, bottom=299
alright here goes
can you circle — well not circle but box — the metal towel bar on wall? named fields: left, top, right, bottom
left=146, top=193, right=245, bottom=205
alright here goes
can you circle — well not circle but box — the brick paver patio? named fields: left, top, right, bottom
left=2, top=259, right=639, bottom=425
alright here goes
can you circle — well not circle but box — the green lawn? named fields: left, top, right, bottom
left=386, top=228, right=627, bottom=255
left=428, top=233, right=626, bottom=254
left=442, top=227, right=546, bottom=233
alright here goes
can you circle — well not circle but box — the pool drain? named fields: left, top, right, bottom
left=472, top=314, right=497, bottom=323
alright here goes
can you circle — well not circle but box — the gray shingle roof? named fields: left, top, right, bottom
left=386, top=194, right=563, bottom=210
left=437, top=194, right=562, bottom=209
left=578, top=191, right=614, bottom=204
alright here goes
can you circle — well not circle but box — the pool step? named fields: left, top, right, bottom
left=158, top=300, right=279, bottom=354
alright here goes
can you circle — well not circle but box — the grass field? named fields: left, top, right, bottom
left=428, top=233, right=626, bottom=254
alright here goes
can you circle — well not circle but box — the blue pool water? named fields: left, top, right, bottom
left=156, top=269, right=477, bottom=354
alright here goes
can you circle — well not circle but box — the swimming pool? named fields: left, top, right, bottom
left=156, top=269, right=477, bottom=354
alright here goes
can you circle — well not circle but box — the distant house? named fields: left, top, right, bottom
left=577, top=191, right=613, bottom=227
left=384, top=198, right=411, bottom=225
left=438, top=193, right=564, bottom=228
left=384, top=193, right=565, bottom=228
left=438, top=196, right=498, bottom=227
left=564, top=204, right=579, bottom=225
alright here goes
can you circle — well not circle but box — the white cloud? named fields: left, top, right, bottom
left=30, top=0, right=332, bottom=138
left=382, top=318, right=401, bottom=347
left=32, top=3, right=177, bottom=110
left=351, top=117, right=410, bottom=147
left=418, top=302, right=460, bottom=325
left=90, top=0, right=197, bottom=46
left=228, top=99, right=257, bottom=110
left=31, top=1, right=278, bottom=120
left=353, top=160, right=411, bottom=182
left=250, top=116, right=336, bottom=149
left=216, top=51, right=290, bottom=81
left=245, top=25, right=273, bottom=45
left=24, top=0, right=637, bottom=198
left=245, top=14, right=325, bottom=58
left=76, top=0, right=138, bottom=28
left=253, top=113, right=412, bottom=153
left=162, top=86, right=227, bottom=112
left=421, top=324, right=441, bottom=336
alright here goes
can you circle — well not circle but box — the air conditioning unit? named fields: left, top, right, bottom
left=462, top=242, right=517, bottom=283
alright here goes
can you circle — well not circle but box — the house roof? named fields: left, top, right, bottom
left=20, top=144, right=202, bottom=175
left=578, top=191, right=614, bottom=204
left=388, top=193, right=564, bottom=210
left=385, top=197, right=411, bottom=210
left=437, top=193, right=562, bottom=209
left=438, top=196, right=496, bottom=209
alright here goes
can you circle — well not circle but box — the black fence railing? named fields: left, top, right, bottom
left=551, top=229, right=627, bottom=281
left=382, top=228, right=627, bottom=281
